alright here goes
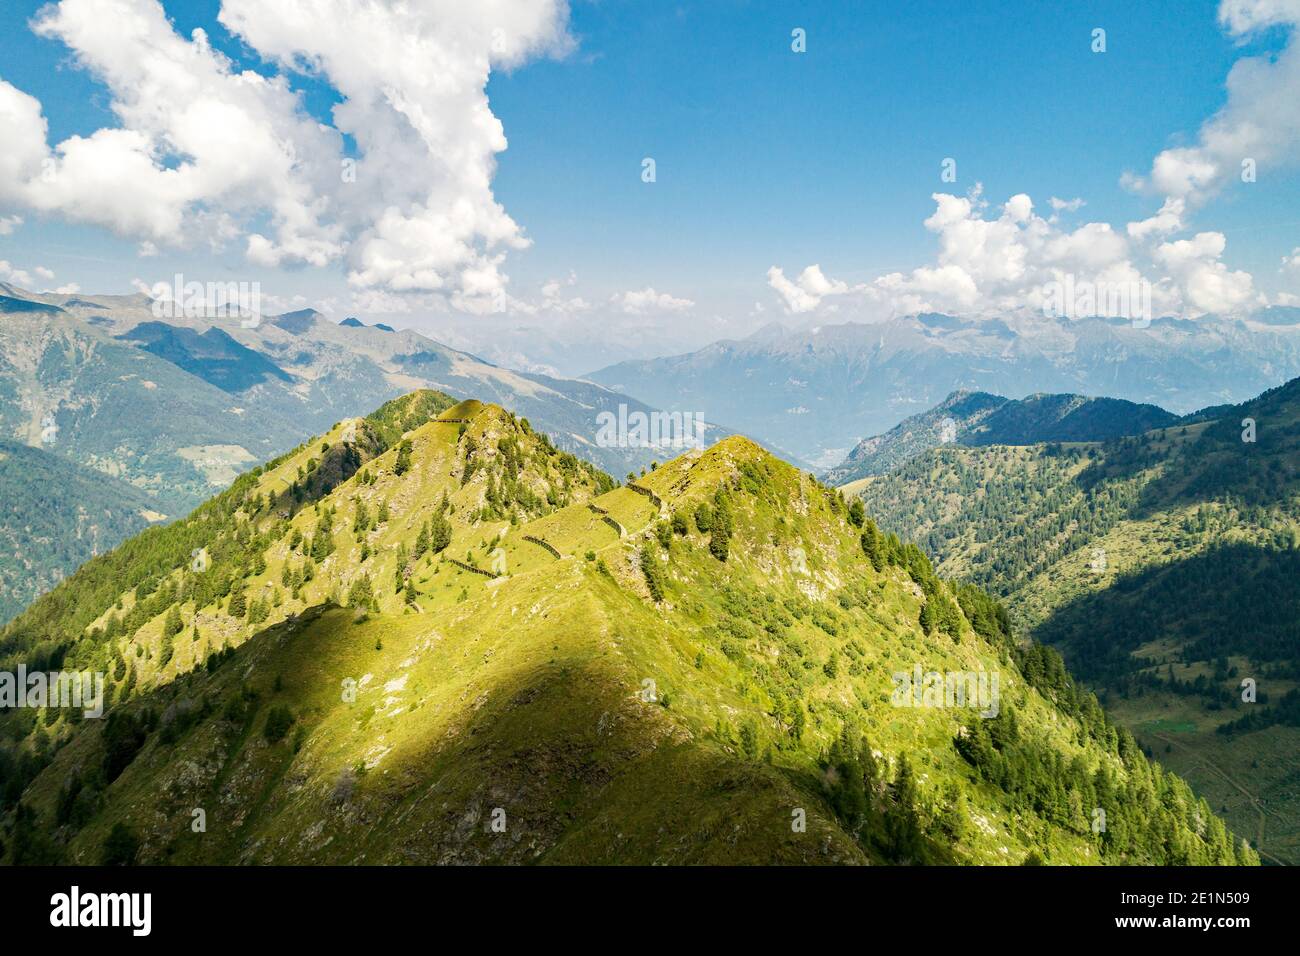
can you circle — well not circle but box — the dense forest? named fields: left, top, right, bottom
left=858, top=377, right=1300, bottom=738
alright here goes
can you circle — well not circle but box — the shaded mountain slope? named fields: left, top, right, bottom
left=0, top=441, right=165, bottom=624
left=119, top=323, right=293, bottom=393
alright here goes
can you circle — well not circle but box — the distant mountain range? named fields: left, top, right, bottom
left=0, top=282, right=743, bottom=622
left=587, top=310, right=1300, bottom=469
left=413, top=310, right=740, bottom=380
left=825, top=390, right=1180, bottom=486
left=0, top=283, right=702, bottom=504
left=0, top=286, right=304, bottom=515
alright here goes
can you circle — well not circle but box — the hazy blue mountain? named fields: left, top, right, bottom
left=265, top=308, right=319, bottom=335
left=587, top=311, right=1300, bottom=469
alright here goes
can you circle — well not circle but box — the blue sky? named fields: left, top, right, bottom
left=0, top=0, right=1297, bottom=339
left=490, top=0, right=1293, bottom=287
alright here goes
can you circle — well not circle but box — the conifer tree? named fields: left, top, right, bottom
left=860, top=522, right=883, bottom=571
left=393, top=439, right=413, bottom=476
left=848, top=498, right=865, bottom=528
left=163, top=605, right=184, bottom=639
left=429, top=512, right=452, bottom=554
left=885, top=755, right=925, bottom=862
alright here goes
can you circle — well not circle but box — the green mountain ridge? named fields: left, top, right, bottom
left=853, top=375, right=1300, bottom=863
left=825, top=390, right=1179, bottom=485
left=0, top=390, right=1254, bottom=865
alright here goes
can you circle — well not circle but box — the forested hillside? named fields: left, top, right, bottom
left=855, top=376, right=1300, bottom=863
left=0, top=441, right=165, bottom=624
left=825, top=390, right=1178, bottom=485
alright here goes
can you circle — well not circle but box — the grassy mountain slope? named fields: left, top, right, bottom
left=0, top=441, right=166, bottom=624
left=854, top=377, right=1300, bottom=863
left=0, top=389, right=460, bottom=679
left=825, top=390, right=1177, bottom=485
left=0, top=394, right=1253, bottom=865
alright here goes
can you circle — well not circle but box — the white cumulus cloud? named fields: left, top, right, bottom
left=1048, top=196, right=1085, bottom=214
left=772, top=187, right=1260, bottom=320
left=1128, top=1, right=1300, bottom=210
left=613, top=287, right=695, bottom=314
left=0, top=260, right=58, bottom=289
left=1127, top=197, right=1187, bottom=240
left=540, top=272, right=590, bottom=314
left=766, top=264, right=854, bottom=313
left=1154, top=232, right=1258, bottom=313
left=0, top=0, right=573, bottom=308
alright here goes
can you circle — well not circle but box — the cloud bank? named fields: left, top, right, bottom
left=1129, top=0, right=1300, bottom=216
left=769, top=188, right=1260, bottom=320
